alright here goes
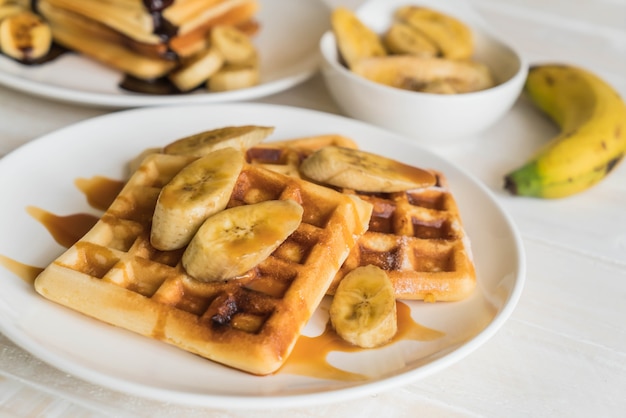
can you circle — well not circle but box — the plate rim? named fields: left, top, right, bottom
left=0, top=103, right=526, bottom=409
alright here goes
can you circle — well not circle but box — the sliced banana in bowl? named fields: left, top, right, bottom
left=351, top=55, right=495, bottom=94
left=382, top=21, right=438, bottom=58
left=331, top=6, right=386, bottom=69
left=393, top=5, right=474, bottom=60
left=319, top=0, right=527, bottom=142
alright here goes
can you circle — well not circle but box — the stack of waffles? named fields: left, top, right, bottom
left=36, top=0, right=259, bottom=80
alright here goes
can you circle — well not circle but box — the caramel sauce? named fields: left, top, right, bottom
left=74, top=176, right=125, bottom=211
left=26, top=206, right=98, bottom=249
left=0, top=176, right=123, bottom=284
left=20, top=177, right=123, bottom=250
left=0, top=255, right=43, bottom=285
left=282, top=301, right=444, bottom=381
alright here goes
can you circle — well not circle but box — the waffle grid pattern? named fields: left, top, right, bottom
left=35, top=152, right=371, bottom=375
left=248, top=140, right=476, bottom=302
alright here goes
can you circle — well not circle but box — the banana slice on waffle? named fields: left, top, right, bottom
left=151, top=147, right=245, bottom=251
left=330, top=265, right=397, bottom=348
left=299, top=145, right=436, bottom=192
left=164, top=125, right=274, bottom=157
left=183, top=199, right=304, bottom=282
left=129, top=125, right=274, bottom=174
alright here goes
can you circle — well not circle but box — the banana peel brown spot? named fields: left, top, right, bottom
left=606, top=154, right=623, bottom=174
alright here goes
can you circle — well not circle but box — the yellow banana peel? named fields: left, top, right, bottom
left=504, top=64, right=626, bottom=198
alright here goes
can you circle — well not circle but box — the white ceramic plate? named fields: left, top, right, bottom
left=0, top=104, right=525, bottom=409
left=0, top=0, right=329, bottom=108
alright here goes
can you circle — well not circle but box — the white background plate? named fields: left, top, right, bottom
left=0, top=104, right=525, bottom=409
left=0, top=0, right=330, bottom=108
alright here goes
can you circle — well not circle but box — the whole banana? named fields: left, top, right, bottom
left=504, top=64, right=626, bottom=198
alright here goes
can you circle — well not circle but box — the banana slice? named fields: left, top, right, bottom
left=352, top=55, right=495, bottom=93
left=208, top=63, right=259, bottom=92
left=0, top=4, right=25, bottom=22
left=151, top=147, right=244, bottom=251
left=299, top=146, right=436, bottom=192
left=382, top=22, right=438, bottom=57
left=163, top=125, right=274, bottom=157
left=168, top=46, right=224, bottom=92
left=210, top=25, right=257, bottom=65
left=331, top=7, right=386, bottom=69
left=0, top=10, right=52, bottom=62
left=330, top=265, right=397, bottom=348
left=182, top=199, right=304, bottom=282
left=394, top=6, right=473, bottom=60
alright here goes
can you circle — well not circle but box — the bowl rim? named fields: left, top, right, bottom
left=318, top=27, right=528, bottom=102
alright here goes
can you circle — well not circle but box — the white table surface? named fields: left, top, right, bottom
left=1, top=0, right=625, bottom=416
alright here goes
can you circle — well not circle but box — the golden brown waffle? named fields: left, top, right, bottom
left=247, top=137, right=476, bottom=302
left=38, top=0, right=259, bottom=79
left=34, top=152, right=372, bottom=375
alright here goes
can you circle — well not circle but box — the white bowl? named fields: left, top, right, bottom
left=319, top=0, right=528, bottom=144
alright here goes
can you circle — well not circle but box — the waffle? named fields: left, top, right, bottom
left=34, top=152, right=373, bottom=375
left=37, top=0, right=259, bottom=79
left=247, top=137, right=477, bottom=302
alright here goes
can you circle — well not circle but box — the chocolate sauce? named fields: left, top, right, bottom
left=151, top=13, right=178, bottom=42
left=30, top=0, right=40, bottom=14
left=119, top=75, right=183, bottom=95
left=122, top=1, right=182, bottom=92
left=142, top=0, right=178, bottom=42
left=143, top=0, right=175, bottom=11
left=3, top=43, right=70, bottom=66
